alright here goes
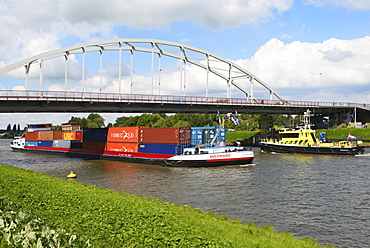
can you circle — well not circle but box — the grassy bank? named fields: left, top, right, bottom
left=0, top=165, right=333, bottom=247
left=315, top=128, right=370, bottom=140
left=226, top=131, right=261, bottom=142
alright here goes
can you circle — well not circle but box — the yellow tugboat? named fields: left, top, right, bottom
left=259, top=110, right=365, bottom=155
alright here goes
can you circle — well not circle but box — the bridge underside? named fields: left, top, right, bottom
left=1, top=99, right=370, bottom=122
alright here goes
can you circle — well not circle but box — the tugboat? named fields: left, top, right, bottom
left=259, top=110, right=365, bottom=155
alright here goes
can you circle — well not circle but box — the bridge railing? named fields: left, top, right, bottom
left=0, top=90, right=369, bottom=110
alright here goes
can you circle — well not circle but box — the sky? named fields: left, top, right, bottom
left=0, top=0, right=370, bottom=129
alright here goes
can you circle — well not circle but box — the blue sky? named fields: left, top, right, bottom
left=0, top=0, right=370, bottom=128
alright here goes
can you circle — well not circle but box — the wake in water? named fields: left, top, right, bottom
left=355, top=153, right=370, bottom=157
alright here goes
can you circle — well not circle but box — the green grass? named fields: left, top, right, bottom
left=315, top=128, right=370, bottom=140
left=226, top=131, right=261, bottom=142
left=0, top=165, right=333, bottom=247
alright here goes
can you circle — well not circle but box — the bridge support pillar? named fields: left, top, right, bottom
left=285, top=115, right=294, bottom=128
left=261, top=116, right=270, bottom=129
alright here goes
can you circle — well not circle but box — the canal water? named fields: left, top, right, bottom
left=1, top=139, right=369, bottom=248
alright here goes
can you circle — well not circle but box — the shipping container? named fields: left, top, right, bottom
left=62, top=131, right=83, bottom=140
left=25, top=131, right=38, bottom=142
left=139, top=127, right=191, bottom=144
left=82, top=141, right=106, bottom=151
left=70, top=140, right=82, bottom=149
left=25, top=141, right=38, bottom=147
left=215, top=126, right=226, bottom=142
left=37, top=140, right=53, bottom=147
left=38, top=130, right=63, bottom=141
left=107, top=127, right=145, bottom=143
left=138, top=143, right=189, bottom=155
left=190, top=127, right=225, bottom=145
left=53, top=139, right=72, bottom=148
left=106, top=142, right=138, bottom=153
left=83, top=128, right=108, bottom=142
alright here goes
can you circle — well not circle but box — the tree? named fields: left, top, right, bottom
left=152, top=118, right=172, bottom=128
left=87, top=113, right=105, bottom=128
left=172, top=120, right=191, bottom=127
left=6, top=124, right=11, bottom=132
left=136, top=114, right=163, bottom=127
left=68, top=114, right=105, bottom=129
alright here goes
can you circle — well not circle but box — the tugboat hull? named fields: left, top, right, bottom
left=259, top=142, right=365, bottom=155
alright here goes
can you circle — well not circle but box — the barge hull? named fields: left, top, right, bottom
left=13, top=146, right=253, bottom=167
left=259, top=143, right=365, bottom=155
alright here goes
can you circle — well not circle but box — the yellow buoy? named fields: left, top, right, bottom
left=67, top=171, right=76, bottom=178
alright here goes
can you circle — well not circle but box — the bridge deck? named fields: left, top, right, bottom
left=0, top=90, right=369, bottom=116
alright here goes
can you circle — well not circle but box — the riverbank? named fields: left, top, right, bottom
left=0, top=165, right=333, bottom=247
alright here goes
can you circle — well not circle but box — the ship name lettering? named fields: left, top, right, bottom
left=210, top=154, right=231, bottom=159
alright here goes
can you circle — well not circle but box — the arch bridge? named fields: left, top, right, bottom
left=0, top=39, right=369, bottom=123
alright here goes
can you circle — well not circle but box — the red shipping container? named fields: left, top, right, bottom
left=139, top=127, right=191, bottom=144
left=107, top=127, right=143, bottom=143
left=63, top=131, right=83, bottom=140
left=25, top=131, right=39, bottom=141
left=82, top=141, right=106, bottom=151
left=105, top=142, right=138, bottom=153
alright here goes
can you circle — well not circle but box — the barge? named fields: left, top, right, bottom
left=10, top=123, right=254, bottom=167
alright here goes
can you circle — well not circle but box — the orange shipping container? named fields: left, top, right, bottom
left=107, top=127, right=145, bottom=143
left=63, top=131, right=83, bottom=140
left=38, top=130, right=63, bottom=141
left=105, top=142, right=138, bottom=153
left=53, top=130, right=63, bottom=140
left=25, top=131, right=39, bottom=141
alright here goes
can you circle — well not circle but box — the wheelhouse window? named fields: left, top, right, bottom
left=281, top=133, right=299, bottom=139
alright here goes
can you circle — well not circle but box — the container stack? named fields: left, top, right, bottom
left=138, top=127, right=191, bottom=155
left=25, top=132, right=39, bottom=147
left=105, top=127, right=191, bottom=155
left=39, top=130, right=62, bottom=147
left=25, top=130, right=63, bottom=147
left=82, top=128, right=108, bottom=151
left=190, top=127, right=226, bottom=145
left=53, top=131, right=83, bottom=148
left=105, top=127, right=144, bottom=153
left=24, top=125, right=226, bottom=155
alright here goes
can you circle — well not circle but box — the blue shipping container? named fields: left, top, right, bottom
left=139, top=143, right=189, bottom=155
left=83, top=128, right=108, bottom=142
left=25, top=141, right=38, bottom=147
left=191, top=126, right=226, bottom=145
left=37, top=140, right=53, bottom=147
left=215, top=127, right=226, bottom=142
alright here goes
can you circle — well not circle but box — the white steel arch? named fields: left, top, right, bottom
left=0, top=38, right=285, bottom=101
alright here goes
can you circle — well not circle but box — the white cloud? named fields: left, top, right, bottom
left=304, top=0, right=370, bottom=9
left=235, top=35, right=370, bottom=101
left=58, top=0, right=293, bottom=29
left=0, top=0, right=293, bottom=64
